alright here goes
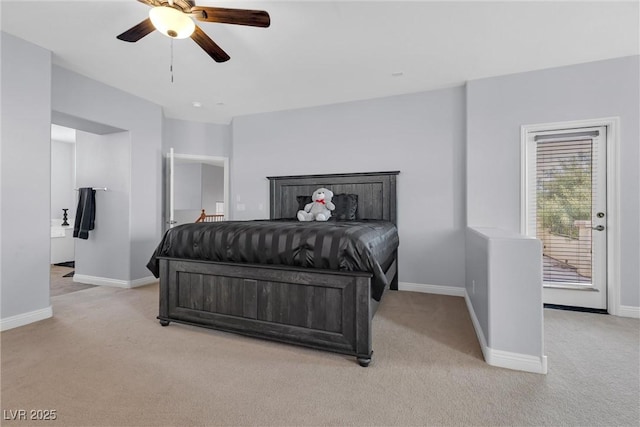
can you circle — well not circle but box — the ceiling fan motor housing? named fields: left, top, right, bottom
left=149, top=5, right=196, bottom=39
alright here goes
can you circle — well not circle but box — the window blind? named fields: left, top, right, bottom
left=530, top=136, right=599, bottom=284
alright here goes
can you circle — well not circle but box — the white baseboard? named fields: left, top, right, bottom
left=464, top=291, right=548, bottom=374
left=618, top=305, right=640, bottom=319
left=398, top=282, right=465, bottom=297
left=485, top=348, right=548, bottom=375
left=1, top=306, right=53, bottom=331
left=130, top=276, right=159, bottom=288
left=74, top=274, right=157, bottom=289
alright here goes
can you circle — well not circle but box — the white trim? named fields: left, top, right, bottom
left=169, top=147, right=175, bottom=227
left=485, top=348, right=548, bottom=375
left=73, top=274, right=156, bottom=289
left=223, top=157, right=230, bottom=220
left=520, top=125, right=531, bottom=235
left=398, top=282, right=465, bottom=297
left=520, top=117, right=621, bottom=315
left=618, top=305, right=640, bottom=319
left=1, top=306, right=53, bottom=331
left=605, top=119, right=621, bottom=316
left=464, top=291, right=548, bottom=374
left=129, top=276, right=159, bottom=288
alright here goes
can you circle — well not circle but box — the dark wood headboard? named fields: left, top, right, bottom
left=267, top=171, right=399, bottom=224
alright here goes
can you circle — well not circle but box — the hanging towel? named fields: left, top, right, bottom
left=73, top=188, right=96, bottom=240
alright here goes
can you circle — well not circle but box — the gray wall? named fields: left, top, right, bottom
left=0, top=32, right=52, bottom=319
left=171, top=162, right=225, bottom=226
left=163, top=118, right=231, bottom=157
left=174, top=163, right=203, bottom=210
left=51, top=140, right=75, bottom=221
left=466, top=227, right=544, bottom=358
left=52, top=66, right=164, bottom=281
left=74, top=131, right=131, bottom=281
left=465, top=229, right=489, bottom=338
left=202, top=164, right=224, bottom=213
left=173, top=162, right=203, bottom=226
left=467, top=55, right=640, bottom=308
left=231, top=87, right=467, bottom=287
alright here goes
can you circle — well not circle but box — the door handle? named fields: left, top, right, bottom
left=592, top=225, right=605, bottom=231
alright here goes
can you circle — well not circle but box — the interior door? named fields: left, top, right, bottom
left=525, top=126, right=608, bottom=310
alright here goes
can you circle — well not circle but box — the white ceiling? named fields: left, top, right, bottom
left=2, top=1, right=638, bottom=124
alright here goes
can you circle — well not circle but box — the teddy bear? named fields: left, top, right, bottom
left=297, top=188, right=335, bottom=222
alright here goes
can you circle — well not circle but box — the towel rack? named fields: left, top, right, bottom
left=74, top=187, right=108, bottom=191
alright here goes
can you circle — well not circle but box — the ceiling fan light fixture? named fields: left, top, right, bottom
left=149, top=6, right=195, bottom=39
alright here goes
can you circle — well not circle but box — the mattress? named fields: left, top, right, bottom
left=147, top=219, right=399, bottom=300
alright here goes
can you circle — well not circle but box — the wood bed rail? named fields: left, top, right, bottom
left=195, top=209, right=224, bottom=223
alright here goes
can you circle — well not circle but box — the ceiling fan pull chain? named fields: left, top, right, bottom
left=170, top=38, right=174, bottom=83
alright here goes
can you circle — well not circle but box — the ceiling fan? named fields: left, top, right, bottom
left=117, top=0, right=270, bottom=63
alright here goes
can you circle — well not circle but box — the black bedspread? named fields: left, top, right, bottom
left=147, top=220, right=399, bottom=300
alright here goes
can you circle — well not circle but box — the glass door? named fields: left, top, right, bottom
left=525, top=127, right=607, bottom=310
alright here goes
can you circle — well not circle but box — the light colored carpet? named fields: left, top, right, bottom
left=1, top=283, right=638, bottom=426
left=50, top=265, right=96, bottom=297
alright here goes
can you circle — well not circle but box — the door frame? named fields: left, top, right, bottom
left=165, top=151, right=230, bottom=230
left=520, top=117, right=620, bottom=315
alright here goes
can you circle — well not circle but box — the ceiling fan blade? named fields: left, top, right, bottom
left=191, top=26, right=230, bottom=63
left=137, top=0, right=192, bottom=10
left=137, top=0, right=159, bottom=7
left=117, top=18, right=156, bottom=42
left=191, top=6, right=270, bottom=28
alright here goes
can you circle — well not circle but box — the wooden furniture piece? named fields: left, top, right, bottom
left=195, top=209, right=224, bottom=222
left=156, top=171, right=399, bottom=366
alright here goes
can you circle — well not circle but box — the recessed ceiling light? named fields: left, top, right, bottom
left=192, top=101, right=202, bottom=108
left=391, top=71, right=404, bottom=77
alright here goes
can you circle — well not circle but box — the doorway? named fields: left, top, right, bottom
left=522, top=118, right=620, bottom=313
left=49, top=115, right=129, bottom=294
left=165, top=150, right=229, bottom=231
left=50, top=124, right=79, bottom=295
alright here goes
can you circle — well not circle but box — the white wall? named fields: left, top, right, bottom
left=0, top=32, right=52, bottom=326
left=466, top=55, right=640, bottom=309
left=74, top=131, right=131, bottom=282
left=231, top=87, right=467, bottom=288
left=51, top=140, right=75, bottom=221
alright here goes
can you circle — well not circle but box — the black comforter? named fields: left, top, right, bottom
left=147, top=220, right=399, bottom=301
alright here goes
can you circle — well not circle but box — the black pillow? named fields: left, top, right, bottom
left=297, top=195, right=312, bottom=211
left=331, top=193, right=358, bottom=221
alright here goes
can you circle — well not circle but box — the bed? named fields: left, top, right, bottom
left=147, top=171, right=399, bottom=366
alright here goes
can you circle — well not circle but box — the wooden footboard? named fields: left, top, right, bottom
left=157, top=257, right=376, bottom=366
